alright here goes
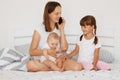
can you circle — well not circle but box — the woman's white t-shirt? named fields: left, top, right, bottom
left=77, top=36, right=101, bottom=63
left=35, top=24, right=60, bottom=49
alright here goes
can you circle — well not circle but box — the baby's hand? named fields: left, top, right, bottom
left=47, top=49, right=56, bottom=57
left=43, top=49, right=49, bottom=60
left=63, top=55, right=70, bottom=60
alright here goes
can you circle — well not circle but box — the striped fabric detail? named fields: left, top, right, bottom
left=0, top=48, right=4, bottom=57
left=0, top=48, right=30, bottom=71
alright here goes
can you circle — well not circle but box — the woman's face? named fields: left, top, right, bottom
left=49, top=6, right=61, bottom=23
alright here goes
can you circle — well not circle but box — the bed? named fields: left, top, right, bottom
left=0, top=64, right=120, bottom=80
left=0, top=33, right=120, bottom=80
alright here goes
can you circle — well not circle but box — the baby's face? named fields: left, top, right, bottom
left=48, top=38, right=59, bottom=50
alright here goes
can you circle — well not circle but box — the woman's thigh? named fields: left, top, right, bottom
left=63, top=59, right=83, bottom=71
left=27, top=60, right=51, bottom=72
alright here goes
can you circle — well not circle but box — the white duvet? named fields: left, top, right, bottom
left=0, top=62, right=119, bottom=80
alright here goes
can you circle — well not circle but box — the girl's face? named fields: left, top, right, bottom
left=81, top=25, right=94, bottom=35
left=49, top=6, right=61, bottom=24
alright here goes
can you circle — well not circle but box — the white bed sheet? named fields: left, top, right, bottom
left=0, top=62, right=120, bottom=80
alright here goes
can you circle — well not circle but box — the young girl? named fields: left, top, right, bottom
left=66, top=15, right=111, bottom=71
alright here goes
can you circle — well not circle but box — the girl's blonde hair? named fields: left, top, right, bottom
left=47, top=32, right=59, bottom=41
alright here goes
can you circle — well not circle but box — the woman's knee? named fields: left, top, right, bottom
left=73, top=64, right=83, bottom=71
left=26, top=60, right=40, bottom=72
left=63, top=59, right=83, bottom=71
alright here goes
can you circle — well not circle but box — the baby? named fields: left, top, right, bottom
left=40, top=32, right=64, bottom=71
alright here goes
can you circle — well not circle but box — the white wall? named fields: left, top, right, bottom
left=0, top=0, right=120, bottom=60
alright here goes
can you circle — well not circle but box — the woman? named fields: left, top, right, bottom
left=27, top=1, right=83, bottom=72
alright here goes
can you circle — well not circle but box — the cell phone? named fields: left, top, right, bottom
left=58, top=17, right=62, bottom=24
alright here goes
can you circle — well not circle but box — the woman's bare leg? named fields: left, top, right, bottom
left=27, top=60, right=51, bottom=72
left=43, top=60, right=62, bottom=71
left=63, top=59, right=83, bottom=71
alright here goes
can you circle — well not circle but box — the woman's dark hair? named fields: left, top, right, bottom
left=43, top=1, right=61, bottom=32
left=80, top=15, right=98, bottom=45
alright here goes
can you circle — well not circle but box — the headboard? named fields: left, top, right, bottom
left=66, top=34, right=114, bottom=53
left=14, top=27, right=116, bottom=63
left=14, top=33, right=114, bottom=55
left=14, top=26, right=114, bottom=53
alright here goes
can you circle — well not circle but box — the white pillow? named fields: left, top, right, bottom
left=14, top=44, right=115, bottom=63
left=0, top=48, right=4, bottom=56
left=99, top=49, right=115, bottom=63
left=67, top=49, right=115, bottom=63
left=0, top=48, right=24, bottom=67
left=14, top=44, right=30, bottom=56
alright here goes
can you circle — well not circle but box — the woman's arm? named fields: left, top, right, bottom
left=56, top=44, right=79, bottom=65
left=93, top=48, right=100, bottom=70
left=58, top=18, right=68, bottom=52
left=29, top=30, right=43, bottom=56
left=60, top=30, right=68, bottom=52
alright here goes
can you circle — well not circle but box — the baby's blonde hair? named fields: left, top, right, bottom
left=47, top=32, right=59, bottom=41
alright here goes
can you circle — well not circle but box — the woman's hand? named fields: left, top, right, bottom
left=57, top=17, right=65, bottom=31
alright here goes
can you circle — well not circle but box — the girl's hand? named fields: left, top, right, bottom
left=56, top=48, right=62, bottom=53
left=63, top=55, right=70, bottom=60
left=57, top=18, right=65, bottom=31
left=58, top=55, right=70, bottom=62
left=56, top=55, right=65, bottom=62
left=91, top=66, right=98, bottom=71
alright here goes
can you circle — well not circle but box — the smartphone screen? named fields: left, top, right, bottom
left=58, top=17, right=62, bottom=24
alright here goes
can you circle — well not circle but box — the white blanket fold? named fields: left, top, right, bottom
left=0, top=48, right=30, bottom=71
